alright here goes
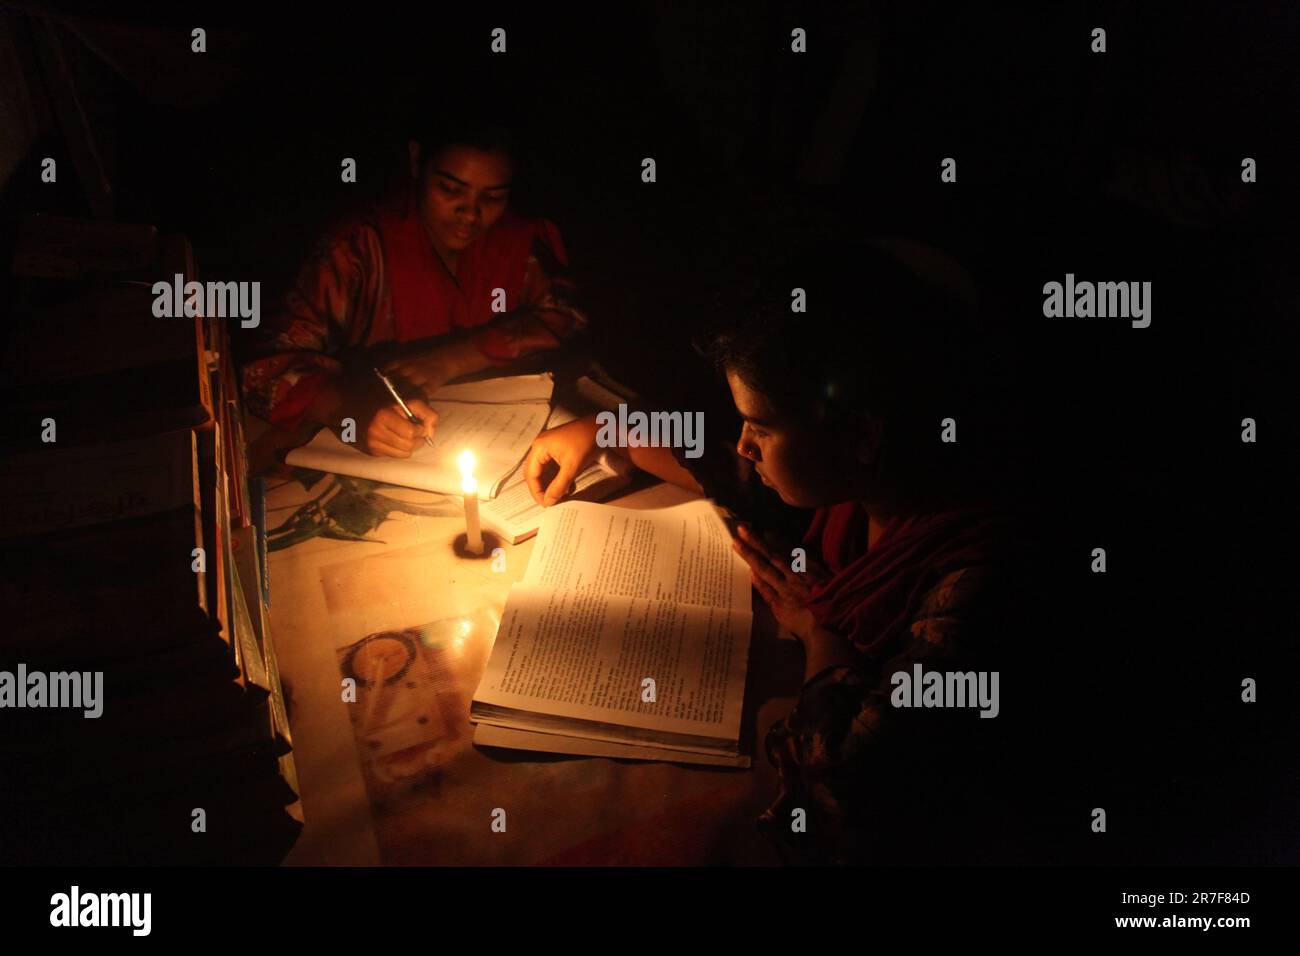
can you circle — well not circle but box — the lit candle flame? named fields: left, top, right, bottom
left=458, top=449, right=477, bottom=495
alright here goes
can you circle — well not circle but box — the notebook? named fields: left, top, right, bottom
left=284, top=373, right=554, bottom=497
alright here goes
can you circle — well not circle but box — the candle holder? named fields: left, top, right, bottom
left=453, top=530, right=502, bottom=559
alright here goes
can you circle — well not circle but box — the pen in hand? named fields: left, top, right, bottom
left=373, top=367, right=436, bottom=449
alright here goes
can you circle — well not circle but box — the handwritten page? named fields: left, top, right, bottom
left=284, top=374, right=553, bottom=496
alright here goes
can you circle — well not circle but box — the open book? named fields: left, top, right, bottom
left=284, top=374, right=554, bottom=497
left=471, top=498, right=754, bottom=766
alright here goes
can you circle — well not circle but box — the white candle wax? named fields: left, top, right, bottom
left=463, top=483, right=483, bottom=554
left=458, top=450, right=484, bottom=554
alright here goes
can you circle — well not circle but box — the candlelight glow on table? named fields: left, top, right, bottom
left=458, top=449, right=484, bottom=555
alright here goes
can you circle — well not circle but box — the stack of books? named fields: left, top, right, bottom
left=0, top=215, right=300, bottom=864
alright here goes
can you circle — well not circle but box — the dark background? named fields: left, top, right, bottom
left=3, top=1, right=1298, bottom=863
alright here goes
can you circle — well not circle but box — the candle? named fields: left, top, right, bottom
left=458, top=450, right=483, bottom=554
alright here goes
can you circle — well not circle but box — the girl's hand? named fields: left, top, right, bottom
left=731, top=524, right=828, bottom=642
left=357, top=400, right=437, bottom=458
left=490, top=315, right=564, bottom=358
left=524, top=415, right=601, bottom=505
left=732, top=525, right=856, bottom=677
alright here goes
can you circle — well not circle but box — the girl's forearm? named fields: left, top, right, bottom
left=304, top=378, right=344, bottom=428
left=437, top=338, right=494, bottom=380
left=625, top=444, right=705, bottom=494
left=802, top=627, right=858, bottom=683
left=303, top=339, right=495, bottom=430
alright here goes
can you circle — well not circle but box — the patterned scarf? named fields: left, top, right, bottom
left=804, top=501, right=1014, bottom=656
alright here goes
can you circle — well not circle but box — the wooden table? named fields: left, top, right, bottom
left=262, top=462, right=804, bottom=865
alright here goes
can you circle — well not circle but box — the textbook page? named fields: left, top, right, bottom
left=473, top=583, right=752, bottom=752
left=284, top=374, right=553, bottom=496
left=523, top=498, right=751, bottom=613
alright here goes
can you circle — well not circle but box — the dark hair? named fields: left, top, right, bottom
left=412, top=116, right=515, bottom=169
left=699, top=242, right=989, bottom=499
left=702, top=244, right=978, bottom=418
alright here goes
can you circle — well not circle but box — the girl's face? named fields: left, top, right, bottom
left=411, top=144, right=512, bottom=255
left=726, top=369, right=871, bottom=508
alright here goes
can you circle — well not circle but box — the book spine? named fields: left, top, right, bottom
left=251, top=477, right=270, bottom=604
